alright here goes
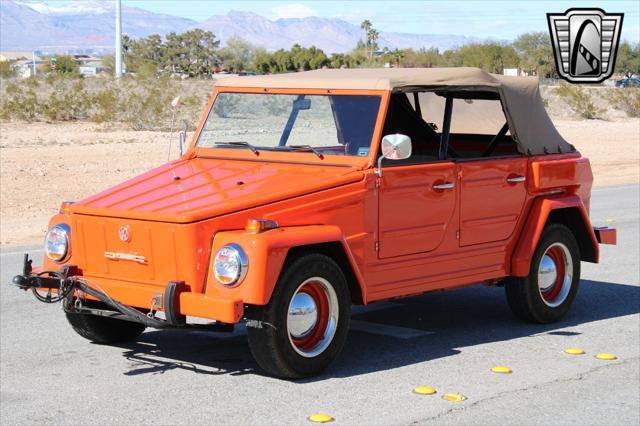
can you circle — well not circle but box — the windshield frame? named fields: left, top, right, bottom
left=187, top=86, right=390, bottom=168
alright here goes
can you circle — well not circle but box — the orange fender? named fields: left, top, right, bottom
left=511, top=194, right=598, bottom=277
left=204, top=225, right=365, bottom=305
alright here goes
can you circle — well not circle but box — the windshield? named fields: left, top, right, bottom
left=197, top=93, right=381, bottom=157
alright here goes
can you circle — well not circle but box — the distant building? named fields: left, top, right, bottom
left=3, top=52, right=110, bottom=78
left=0, top=51, right=32, bottom=62
left=71, top=55, right=107, bottom=77
left=12, top=58, right=44, bottom=79
left=73, top=55, right=102, bottom=67
left=79, top=66, right=98, bottom=77
left=502, top=68, right=529, bottom=77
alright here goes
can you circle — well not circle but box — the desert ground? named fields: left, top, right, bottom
left=0, top=116, right=639, bottom=246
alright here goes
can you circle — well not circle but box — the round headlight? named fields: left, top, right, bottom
left=45, top=224, right=70, bottom=262
left=213, top=243, right=248, bottom=286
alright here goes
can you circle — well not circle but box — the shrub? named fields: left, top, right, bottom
left=606, top=88, right=640, bottom=117
left=92, top=87, right=119, bottom=123
left=0, top=82, right=40, bottom=121
left=0, top=61, right=16, bottom=78
left=555, top=83, right=604, bottom=119
left=23, top=76, right=40, bottom=89
left=48, top=55, right=80, bottom=77
left=0, top=74, right=207, bottom=129
left=42, top=80, right=91, bottom=121
left=118, top=77, right=180, bottom=130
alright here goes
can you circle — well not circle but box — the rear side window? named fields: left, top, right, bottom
left=410, top=92, right=510, bottom=135
left=409, top=91, right=519, bottom=159
left=449, top=98, right=511, bottom=136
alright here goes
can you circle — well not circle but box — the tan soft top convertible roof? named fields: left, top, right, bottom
left=217, top=68, right=572, bottom=155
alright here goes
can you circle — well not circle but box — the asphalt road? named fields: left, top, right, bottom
left=1, top=184, right=638, bottom=425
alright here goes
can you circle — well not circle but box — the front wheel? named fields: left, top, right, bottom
left=505, top=223, right=581, bottom=323
left=247, top=253, right=351, bottom=379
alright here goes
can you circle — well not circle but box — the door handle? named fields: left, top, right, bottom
left=433, top=181, right=455, bottom=190
left=506, top=175, right=526, bottom=184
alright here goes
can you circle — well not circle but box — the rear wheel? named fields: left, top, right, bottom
left=65, top=311, right=146, bottom=344
left=506, top=223, right=581, bottom=323
left=247, top=253, right=350, bottom=379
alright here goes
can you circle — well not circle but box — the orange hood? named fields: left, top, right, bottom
left=71, top=158, right=363, bottom=223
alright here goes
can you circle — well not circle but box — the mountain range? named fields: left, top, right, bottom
left=1, top=0, right=479, bottom=54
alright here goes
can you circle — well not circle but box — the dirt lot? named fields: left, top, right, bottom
left=1, top=118, right=639, bottom=246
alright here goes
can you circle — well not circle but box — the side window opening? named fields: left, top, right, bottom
left=381, top=89, right=520, bottom=166
left=445, top=95, right=519, bottom=159
left=380, top=92, right=443, bottom=165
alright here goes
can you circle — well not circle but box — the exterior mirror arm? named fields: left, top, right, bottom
left=375, top=134, right=412, bottom=177
left=376, top=151, right=392, bottom=177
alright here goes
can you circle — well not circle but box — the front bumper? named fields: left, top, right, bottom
left=13, top=255, right=244, bottom=325
left=87, top=276, right=244, bottom=324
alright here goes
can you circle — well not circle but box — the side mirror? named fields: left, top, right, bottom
left=376, top=134, right=412, bottom=176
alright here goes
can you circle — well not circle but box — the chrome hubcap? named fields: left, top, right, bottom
left=286, top=277, right=339, bottom=358
left=537, top=242, right=573, bottom=308
left=538, top=255, right=558, bottom=291
left=288, top=292, right=318, bottom=338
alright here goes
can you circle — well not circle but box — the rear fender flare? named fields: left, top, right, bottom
left=205, top=225, right=366, bottom=305
left=511, top=195, right=598, bottom=277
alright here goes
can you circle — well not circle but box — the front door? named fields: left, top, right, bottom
left=458, top=157, right=528, bottom=246
left=378, top=162, right=457, bottom=258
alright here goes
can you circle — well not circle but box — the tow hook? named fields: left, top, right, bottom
left=11, top=254, right=235, bottom=332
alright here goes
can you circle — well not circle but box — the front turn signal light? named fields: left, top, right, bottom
left=59, top=201, right=75, bottom=214
left=245, top=218, right=279, bottom=234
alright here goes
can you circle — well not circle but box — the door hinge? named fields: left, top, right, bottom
left=375, top=178, right=381, bottom=189
left=375, top=241, right=380, bottom=251
left=457, top=170, right=463, bottom=180
left=456, top=230, right=460, bottom=240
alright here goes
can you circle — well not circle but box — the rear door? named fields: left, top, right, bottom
left=458, top=157, right=528, bottom=246
left=443, top=94, right=528, bottom=246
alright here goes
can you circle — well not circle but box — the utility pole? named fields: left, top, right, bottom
left=115, top=0, right=123, bottom=78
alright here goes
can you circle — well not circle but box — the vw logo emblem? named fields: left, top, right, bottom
left=118, top=225, right=130, bottom=242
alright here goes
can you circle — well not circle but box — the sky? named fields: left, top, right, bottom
left=40, top=1, right=640, bottom=42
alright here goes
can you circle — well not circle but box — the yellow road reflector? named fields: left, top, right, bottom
left=413, top=386, right=437, bottom=395
left=595, top=353, right=617, bottom=360
left=491, top=366, right=512, bottom=374
left=442, top=393, right=467, bottom=402
left=606, top=218, right=614, bottom=223
left=308, top=414, right=334, bottom=423
left=564, top=348, right=585, bottom=355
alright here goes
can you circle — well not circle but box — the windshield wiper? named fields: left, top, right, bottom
left=214, top=141, right=259, bottom=155
left=274, top=145, right=324, bottom=159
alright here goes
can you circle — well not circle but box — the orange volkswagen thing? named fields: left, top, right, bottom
left=13, top=68, right=616, bottom=378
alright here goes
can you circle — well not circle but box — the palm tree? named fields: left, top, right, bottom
left=368, top=28, right=379, bottom=60
left=391, top=49, right=404, bottom=67
left=360, top=20, right=371, bottom=53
